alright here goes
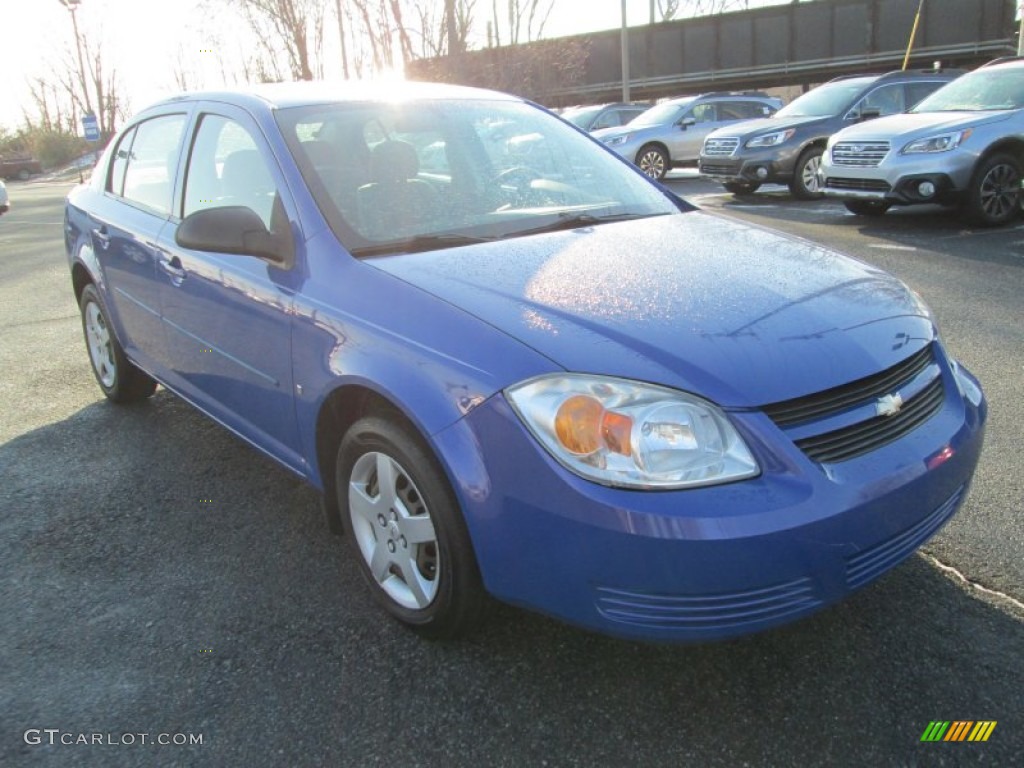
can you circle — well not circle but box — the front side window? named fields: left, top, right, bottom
left=183, top=114, right=279, bottom=230
left=114, top=114, right=187, bottom=215
left=855, top=83, right=905, bottom=116
left=691, top=103, right=717, bottom=123
left=277, top=98, right=682, bottom=255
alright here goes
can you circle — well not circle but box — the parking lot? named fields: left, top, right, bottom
left=1, top=176, right=1021, bottom=766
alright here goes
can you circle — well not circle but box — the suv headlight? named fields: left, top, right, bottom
left=603, top=134, right=630, bottom=147
left=505, top=374, right=759, bottom=489
left=902, top=129, right=972, bottom=154
left=745, top=128, right=795, bottom=148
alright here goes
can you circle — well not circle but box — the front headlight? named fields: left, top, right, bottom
left=603, top=134, right=630, bottom=147
left=745, top=129, right=795, bottom=148
left=902, top=129, right=972, bottom=154
left=505, top=374, right=759, bottom=489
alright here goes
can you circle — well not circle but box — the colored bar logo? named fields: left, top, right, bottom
left=920, top=721, right=997, bottom=742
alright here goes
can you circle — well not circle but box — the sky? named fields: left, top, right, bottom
left=0, top=0, right=786, bottom=133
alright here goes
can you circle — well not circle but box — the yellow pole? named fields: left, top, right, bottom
left=903, top=0, right=925, bottom=70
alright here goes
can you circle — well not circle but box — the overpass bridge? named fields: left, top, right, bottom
left=409, top=0, right=1018, bottom=106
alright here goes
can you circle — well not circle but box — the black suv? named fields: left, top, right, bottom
left=698, top=68, right=962, bottom=199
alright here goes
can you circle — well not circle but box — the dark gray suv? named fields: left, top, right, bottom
left=699, top=69, right=961, bottom=199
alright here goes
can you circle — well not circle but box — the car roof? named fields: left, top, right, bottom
left=140, top=80, right=522, bottom=115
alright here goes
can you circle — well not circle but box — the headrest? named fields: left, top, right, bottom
left=370, top=140, right=420, bottom=183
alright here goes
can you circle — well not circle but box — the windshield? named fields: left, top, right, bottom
left=912, top=68, right=1024, bottom=112
left=775, top=78, right=875, bottom=118
left=631, top=101, right=690, bottom=127
left=276, top=98, right=681, bottom=256
left=562, top=106, right=603, bottom=128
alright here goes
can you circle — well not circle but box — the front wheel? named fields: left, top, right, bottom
left=635, top=144, right=669, bottom=180
left=965, top=153, right=1022, bottom=227
left=336, top=415, right=486, bottom=639
left=789, top=147, right=824, bottom=200
left=79, top=283, right=157, bottom=403
left=843, top=200, right=891, bottom=217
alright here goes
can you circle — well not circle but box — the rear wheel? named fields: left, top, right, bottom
left=723, top=181, right=762, bottom=195
left=843, top=200, right=891, bottom=217
left=336, top=415, right=486, bottom=638
left=635, top=144, right=669, bottom=180
left=965, top=153, right=1022, bottom=227
left=79, top=283, right=157, bottom=403
left=789, top=147, right=824, bottom=200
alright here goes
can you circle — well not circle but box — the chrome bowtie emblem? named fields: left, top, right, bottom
left=876, top=393, right=904, bottom=418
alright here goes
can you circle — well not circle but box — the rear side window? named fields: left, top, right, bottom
left=110, top=114, right=187, bottom=215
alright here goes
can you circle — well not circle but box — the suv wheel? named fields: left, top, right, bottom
left=789, top=147, right=824, bottom=200
left=966, top=153, right=1022, bottom=227
left=724, top=181, right=761, bottom=196
left=636, top=144, right=668, bottom=180
left=844, top=200, right=891, bottom=217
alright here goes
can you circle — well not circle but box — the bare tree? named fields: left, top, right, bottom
left=489, top=0, right=554, bottom=46
left=230, top=0, right=325, bottom=80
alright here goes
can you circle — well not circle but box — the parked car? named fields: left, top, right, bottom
left=0, top=155, right=43, bottom=180
left=0, top=179, right=8, bottom=214
left=594, top=92, right=781, bottom=180
left=820, top=57, right=1024, bottom=225
left=64, top=81, right=985, bottom=643
left=699, top=69, right=961, bottom=199
left=561, top=102, right=649, bottom=132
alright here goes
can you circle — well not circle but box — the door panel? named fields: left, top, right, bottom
left=157, top=110, right=304, bottom=472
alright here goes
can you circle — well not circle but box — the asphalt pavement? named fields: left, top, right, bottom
left=1, top=178, right=1021, bottom=767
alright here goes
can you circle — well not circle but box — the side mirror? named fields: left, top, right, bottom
left=175, top=206, right=290, bottom=264
left=680, top=117, right=696, bottom=130
left=859, top=107, right=882, bottom=122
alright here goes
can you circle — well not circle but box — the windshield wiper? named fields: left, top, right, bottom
left=507, top=211, right=669, bottom=238
left=351, top=233, right=495, bottom=258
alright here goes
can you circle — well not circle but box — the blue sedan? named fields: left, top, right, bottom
left=64, top=81, right=986, bottom=642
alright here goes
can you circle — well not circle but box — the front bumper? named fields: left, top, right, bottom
left=821, top=149, right=977, bottom=206
left=434, top=358, right=986, bottom=642
left=699, top=145, right=801, bottom=185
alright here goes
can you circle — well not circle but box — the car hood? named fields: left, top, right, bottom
left=593, top=123, right=665, bottom=141
left=370, top=213, right=933, bottom=407
left=706, top=115, right=827, bottom=140
left=829, top=110, right=1013, bottom=143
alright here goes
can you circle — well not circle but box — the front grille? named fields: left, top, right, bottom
left=825, top=177, right=891, bottom=192
left=764, top=344, right=946, bottom=463
left=831, top=141, right=890, bottom=167
left=595, top=578, right=820, bottom=631
left=764, top=345, right=934, bottom=427
left=700, top=162, right=738, bottom=175
left=846, top=485, right=965, bottom=589
left=703, top=137, right=740, bottom=156
left=794, top=376, right=945, bottom=463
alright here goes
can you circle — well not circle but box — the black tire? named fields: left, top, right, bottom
left=843, top=199, right=891, bottom=217
left=723, top=181, right=762, bottom=195
left=78, top=283, right=157, bottom=403
left=965, top=153, right=1022, bottom=227
left=788, top=147, right=824, bottom=200
left=635, top=144, right=669, bottom=180
left=336, top=415, right=486, bottom=639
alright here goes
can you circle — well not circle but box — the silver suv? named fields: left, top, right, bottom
left=594, top=92, right=780, bottom=180
left=820, top=58, right=1024, bottom=226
